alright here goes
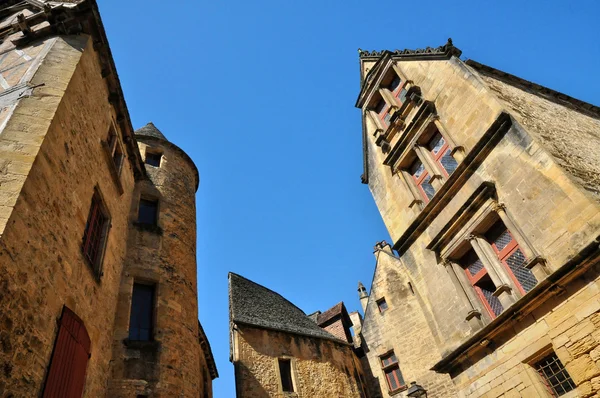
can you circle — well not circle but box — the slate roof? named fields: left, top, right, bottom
left=316, top=302, right=344, bottom=326
left=134, top=122, right=168, bottom=141
left=229, top=273, right=346, bottom=343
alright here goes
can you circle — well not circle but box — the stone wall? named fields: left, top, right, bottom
left=358, top=54, right=600, bottom=397
left=233, top=325, right=367, bottom=398
left=108, top=137, right=203, bottom=397
left=359, top=247, right=457, bottom=398
left=0, top=35, right=136, bottom=397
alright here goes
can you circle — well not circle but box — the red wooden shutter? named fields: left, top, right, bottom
left=43, top=306, right=91, bottom=398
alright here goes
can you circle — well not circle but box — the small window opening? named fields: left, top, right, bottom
left=377, top=298, right=388, bottom=313
left=107, top=126, right=124, bottom=174
left=129, top=283, right=155, bottom=341
left=145, top=151, right=162, bottom=167
left=138, top=198, right=158, bottom=225
left=534, top=352, right=575, bottom=396
left=278, top=358, right=294, bottom=392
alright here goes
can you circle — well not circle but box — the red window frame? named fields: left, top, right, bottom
left=427, top=132, right=455, bottom=177
left=488, top=225, right=531, bottom=295
left=410, top=159, right=434, bottom=202
left=374, top=98, right=391, bottom=127
left=380, top=353, right=405, bottom=392
left=82, top=191, right=108, bottom=272
left=462, top=255, right=500, bottom=319
left=42, top=307, right=91, bottom=398
left=391, top=76, right=408, bottom=105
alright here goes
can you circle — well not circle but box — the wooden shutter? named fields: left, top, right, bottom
left=43, top=306, right=91, bottom=398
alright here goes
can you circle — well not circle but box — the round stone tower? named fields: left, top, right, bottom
left=108, top=122, right=208, bottom=397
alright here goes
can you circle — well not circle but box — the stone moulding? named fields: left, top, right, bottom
left=431, top=235, right=600, bottom=374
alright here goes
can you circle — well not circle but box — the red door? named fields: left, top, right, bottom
left=42, top=306, right=91, bottom=398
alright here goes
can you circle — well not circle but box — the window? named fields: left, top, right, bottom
left=129, top=283, right=155, bottom=341
left=460, top=250, right=504, bottom=319
left=42, top=307, right=90, bottom=398
left=107, top=126, right=124, bottom=174
left=485, top=221, right=537, bottom=295
left=278, top=359, right=294, bottom=392
left=427, top=131, right=458, bottom=177
left=377, top=298, right=388, bottom=313
left=535, top=353, right=575, bottom=397
left=375, top=98, right=391, bottom=126
left=145, top=151, right=162, bottom=167
left=410, top=159, right=435, bottom=202
left=380, top=352, right=405, bottom=393
left=138, top=198, right=158, bottom=226
left=82, top=190, right=109, bottom=276
left=388, top=75, right=401, bottom=93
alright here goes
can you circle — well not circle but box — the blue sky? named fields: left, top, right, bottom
left=98, top=1, right=599, bottom=396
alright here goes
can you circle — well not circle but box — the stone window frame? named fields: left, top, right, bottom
left=144, top=147, right=163, bottom=168
left=274, top=356, right=299, bottom=397
left=364, top=66, right=421, bottom=150
left=133, top=191, right=163, bottom=235
left=102, top=120, right=125, bottom=195
left=378, top=350, right=407, bottom=395
left=435, top=197, right=548, bottom=329
left=522, top=347, right=578, bottom=398
left=128, top=280, right=157, bottom=342
left=376, top=297, right=388, bottom=314
left=392, top=118, right=465, bottom=212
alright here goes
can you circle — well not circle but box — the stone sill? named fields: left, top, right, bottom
left=132, top=222, right=163, bottom=235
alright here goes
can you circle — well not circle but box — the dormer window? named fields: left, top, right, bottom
left=145, top=151, right=162, bottom=167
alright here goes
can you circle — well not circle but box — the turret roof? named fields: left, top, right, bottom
left=134, top=122, right=168, bottom=141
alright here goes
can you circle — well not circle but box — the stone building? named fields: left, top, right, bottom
left=0, top=1, right=216, bottom=397
left=351, top=39, right=600, bottom=397
left=228, top=272, right=368, bottom=397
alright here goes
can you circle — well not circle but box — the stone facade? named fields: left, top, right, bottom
left=0, top=1, right=217, bottom=397
left=352, top=40, right=600, bottom=397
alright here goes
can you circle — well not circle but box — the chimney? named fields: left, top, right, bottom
left=358, top=281, right=369, bottom=313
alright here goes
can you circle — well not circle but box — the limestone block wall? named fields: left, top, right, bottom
left=452, top=263, right=600, bottom=398
left=108, top=137, right=203, bottom=397
left=0, top=35, right=136, bottom=397
left=233, top=325, right=367, bottom=398
left=360, top=249, right=458, bottom=398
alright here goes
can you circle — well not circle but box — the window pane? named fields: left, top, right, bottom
left=375, top=99, right=387, bottom=114
left=466, top=257, right=485, bottom=277
left=83, top=193, right=108, bottom=268
left=129, top=284, right=154, bottom=341
left=505, top=248, right=537, bottom=293
left=378, top=299, right=388, bottom=312
left=440, top=149, right=458, bottom=175
left=138, top=199, right=158, bottom=225
left=392, top=367, right=405, bottom=387
left=386, top=370, right=398, bottom=390
left=429, top=133, right=445, bottom=155
left=279, top=359, right=294, bottom=392
left=398, top=88, right=408, bottom=103
left=479, top=284, right=504, bottom=317
left=388, top=75, right=401, bottom=92
left=411, top=161, right=425, bottom=179
left=384, top=112, right=392, bottom=124
left=145, top=152, right=161, bottom=167
left=535, top=353, right=575, bottom=397
left=420, top=174, right=435, bottom=200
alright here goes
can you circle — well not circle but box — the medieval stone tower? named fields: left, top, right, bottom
left=108, top=122, right=212, bottom=397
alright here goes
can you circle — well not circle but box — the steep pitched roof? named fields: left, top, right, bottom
left=228, top=273, right=347, bottom=343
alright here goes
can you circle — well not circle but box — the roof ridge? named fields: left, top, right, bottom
left=358, top=38, right=461, bottom=60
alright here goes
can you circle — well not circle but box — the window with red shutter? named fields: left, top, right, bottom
left=42, top=307, right=91, bottom=398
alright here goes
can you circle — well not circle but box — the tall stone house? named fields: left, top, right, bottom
left=0, top=1, right=217, bottom=397
left=351, top=40, right=600, bottom=398
left=228, top=273, right=369, bottom=397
